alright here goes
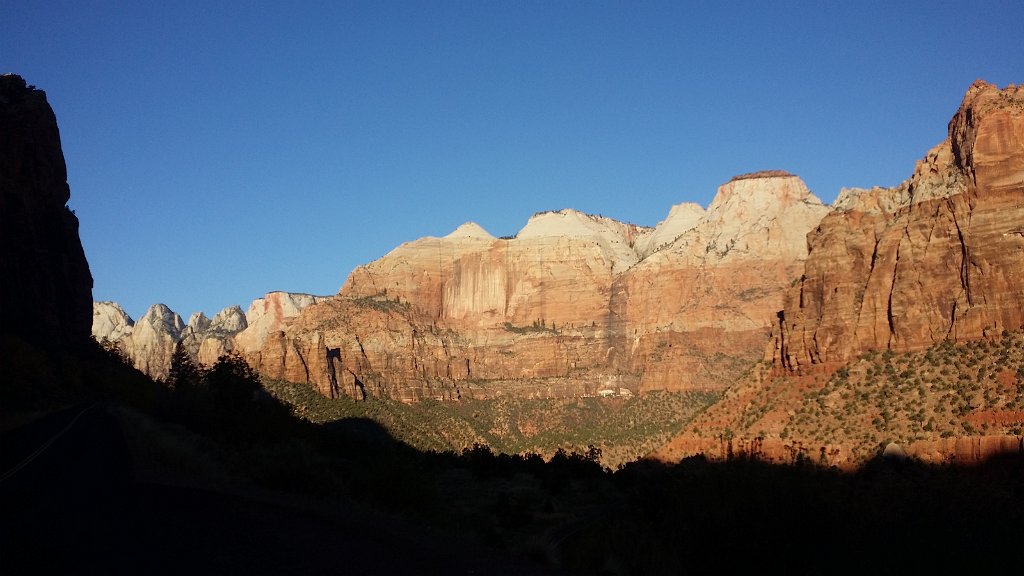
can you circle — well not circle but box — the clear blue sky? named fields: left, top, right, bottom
left=3, top=1, right=1022, bottom=321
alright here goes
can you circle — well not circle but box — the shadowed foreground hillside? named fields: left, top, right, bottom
left=3, top=344, right=1022, bottom=575
left=265, top=379, right=719, bottom=469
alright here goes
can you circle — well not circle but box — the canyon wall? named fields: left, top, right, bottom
left=91, top=79, right=1022, bottom=410
left=1, top=74, right=93, bottom=349
left=770, top=80, right=1024, bottom=372
left=258, top=174, right=827, bottom=401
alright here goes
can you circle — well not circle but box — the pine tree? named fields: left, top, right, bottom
left=167, top=340, right=200, bottom=392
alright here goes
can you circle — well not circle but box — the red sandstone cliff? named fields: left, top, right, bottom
left=770, top=81, right=1024, bottom=372
left=613, top=173, right=829, bottom=391
left=257, top=176, right=827, bottom=400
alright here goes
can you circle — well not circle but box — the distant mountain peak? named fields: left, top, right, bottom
left=727, top=169, right=796, bottom=182
left=444, top=222, right=495, bottom=240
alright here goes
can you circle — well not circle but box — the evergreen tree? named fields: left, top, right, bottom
left=167, top=340, right=200, bottom=392
left=203, top=353, right=260, bottom=410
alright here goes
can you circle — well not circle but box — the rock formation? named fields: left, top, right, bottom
left=770, top=80, right=1024, bottom=372
left=233, top=292, right=326, bottom=352
left=121, top=304, right=186, bottom=379
left=250, top=83, right=1020, bottom=404
left=92, top=301, right=135, bottom=343
left=93, top=292, right=321, bottom=379
left=648, top=81, right=1024, bottom=467
left=612, top=173, right=830, bottom=391
left=258, top=176, right=828, bottom=400
left=180, top=305, right=247, bottom=365
left=1, top=74, right=93, bottom=349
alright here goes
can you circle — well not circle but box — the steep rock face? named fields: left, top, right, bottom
left=771, top=81, right=1024, bottom=371
left=248, top=295, right=613, bottom=401
left=233, top=292, right=326, bottom=353
left=123, top=304, right=185, bottom=379
left=268, top=214, right=653, bottom=399
left=343, top=213, right=647, bottom=331
left=612, top=173, right=831, bottom=391
left=92, top=301, right=135, bottom=342
left=0, top=74, right=93, bottom=348
left=184, top=312, right=211, bottom=335
left=181, top=305, right=248, bottom=365
left=263, top=183, right=827, bottom=400
left=636, top=202, right=704, bottom=257
left=95, top=292, right=319, bottom=379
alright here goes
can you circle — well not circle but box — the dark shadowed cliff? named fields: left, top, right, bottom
left=0, top=73, right=93, bottom=348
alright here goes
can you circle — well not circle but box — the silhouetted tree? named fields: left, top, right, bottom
left=167, top=340, right=201, bottom=393
left=203, top=353, right=260, bottom=411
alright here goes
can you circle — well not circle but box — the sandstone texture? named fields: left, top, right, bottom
left=613, top=173, right=830, bottom=391
left=233, top=292, right=326, bottom=353
left=93, top=292, right=320, bottom=379
left=258, top=176, right=828, bottom=401
left=92, top=301, right=135, bottom=343
left=122, top=304, right=186, bottom=380
left=180, top=305, right=247, bottom=366
left=650, top=81, right=1024, bottom=466
left=770, top=81, right=1024, bottom=372
left=1, top=74, right=93, bottom=349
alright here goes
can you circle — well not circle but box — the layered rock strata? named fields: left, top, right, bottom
left=613, top=173, right=830, bottom=391
left=770, top=80, right=1024, bottom=372
left=260, top=176, right=828, bottom=400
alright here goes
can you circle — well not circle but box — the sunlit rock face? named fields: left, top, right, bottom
left=343, top=212, right=648, bottom=331
left=1, top=74, right=93, bottom=349
left=121, top=304, right=185, bottom=380
left=92, top=301, right=135, bottom=343
left=94, top=292, right=321, bottom=379
left=635, top=202, right=705, bottom=258
left=613, top=172, right=830, bottom=391
left=253, top=216, right=652, bottom=401
left=770, top=81, right=1024, bottom=372
left=258, top=177, right=829, bottom=400
left=233, top=291, right=327, bottom=353
left=181, top=305, right=248, bottom=365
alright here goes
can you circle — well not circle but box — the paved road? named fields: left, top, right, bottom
left=1, top=404, right=558, bottom=575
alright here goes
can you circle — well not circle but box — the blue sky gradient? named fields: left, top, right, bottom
left=3, top=1, right=1022, bottom=320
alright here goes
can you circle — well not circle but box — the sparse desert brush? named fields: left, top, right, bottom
left=775, top=331, right=1024, bottom=457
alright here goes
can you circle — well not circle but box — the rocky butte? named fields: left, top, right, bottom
left=249, top=172, right=829, bottom=401
left=769, top=80, right=1024, bottom=371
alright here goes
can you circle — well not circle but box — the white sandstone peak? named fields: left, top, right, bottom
left=516, top=209, right=649, bottom=269
left=643, top=174, right=830, bottom=266
left=210, top=305, right=247, bottom=332
left=833, top=186, right=912, bottom=215
left=445, top=222, right=495, bottom=240
left=708, top=172, right=821, bottom=216
left=517, top=209, right=633, bottom=239
left=92, top=301, right=134, bottom=342
left=186, top=311, right=211, bottom=332
left=639, top=202, right=706, bottom=257
left=138, top=303, right=186, bottom=338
